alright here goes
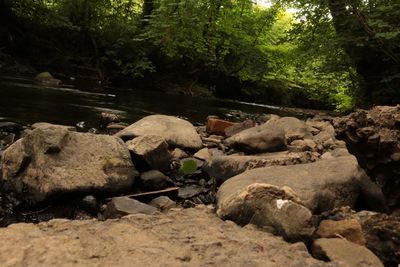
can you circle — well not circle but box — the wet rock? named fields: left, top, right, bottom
left=100, top=112, right=120, bottom=126
left=139, top=170, right=171, bottom=191
left=79, top=195, right=98, bottom=214
left=148, top=196, right=177, bottom=211
left=106, top=122, right=129, bottom=131
left=224, top=122, right=286, bottom=154
left=206, top=118, right=235, bottom=136
left=0, top=125, right=138, bottom=204
left=312, top=238, right=384, bottom=267
left=115, top=115, right=203, bottom=150
left=126, top=135, right=170, bottom=172
left=204, top=151, right=319, bottom=183
left=0, top=207, right=332, bottom=267
left=217, top=183, right=314, bottom=241
left=34, top=72, right=61, bottom=86
left=215, top=156, right=386, bottom=214
left=224, top=119, right=256, bottom=137
left=0, top=122, right=23, bottom=132
left=316, top=219, right=366, bottom=246
left=104, top=197, right=157, bottom=219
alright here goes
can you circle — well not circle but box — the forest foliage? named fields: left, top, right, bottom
left=1, top=0, right=399, bottom=110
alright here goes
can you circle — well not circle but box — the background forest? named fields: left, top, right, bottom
left=0, top=0, right=399, bottom=111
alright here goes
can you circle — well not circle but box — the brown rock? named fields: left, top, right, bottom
left=313, top=238, right=383, bottom=267
left=206, top=118, right=235, bottom=136
left=104, top=197, right=158, bottom=219
left=224, top=119, right=256, bottom=137
left=317, top=219, right=366, bottom=246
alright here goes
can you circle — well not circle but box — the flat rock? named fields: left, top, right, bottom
left=312, top=238, right=383, bottom=267
left=115, top=115, right=203, bottom=150
left=148, top=196, right=177, bottom=211
left=204, top=151, right=319, bottom=183
left=216, top=156, right=386, bottom=213
left=224, top=122, right=286, bottom=154
left=104, top=197, right=157, bottom=218
left=0, top=126, right=138, bottom=204
left=206, top=118, right=235, bottom=136
left=139, top=170, right=171, bottom=191
left=31, top=122, right=76, bottom=131
left=267, top=117, right=312, bottom=142
left=0, top=206, right=335, bottom=267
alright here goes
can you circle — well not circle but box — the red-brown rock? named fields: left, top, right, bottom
left=206, top=118, right=236, bottom=136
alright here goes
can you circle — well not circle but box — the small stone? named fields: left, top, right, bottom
left=104, top=197, right=157, bottom=219
left=317, top=219, right=366, bottom=246
left=79, top=195, right=98, bottom=214
left=139, top=170, right=171, bottom=191
left=149, top=196, right=176, bottom=211
left=170, top=148, right=189, bottom=160
left=224, top=119, right=256, bottom=137
left=178, top=185, right=208, bottom=199
left=194, top=148, right=211, bottom=161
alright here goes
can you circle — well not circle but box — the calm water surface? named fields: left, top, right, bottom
left=0, top=75, right=296, bottom=127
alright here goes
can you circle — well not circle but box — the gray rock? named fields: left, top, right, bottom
left=126, top=135, right=170, bottom=171
left=115, top=115, right=203, bottom=150
left=1, top=126, right=137, bottom=204
left=217, top=183, right=314, bottom=241
left=267, top=117, right=312, bottom=142
left=31, top=122, right=76, bottom=131
left=139, top=170, right=171, bottom=190
left=216, top=156, right=386, bottom=214
left=312, top=238, right=384, bottom=267
left=224, top=122, right=286, bottom=154
left=104, top=197, right=157, bottom=218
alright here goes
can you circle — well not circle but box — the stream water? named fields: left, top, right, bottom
left=0, top=74, right=302, bottom=127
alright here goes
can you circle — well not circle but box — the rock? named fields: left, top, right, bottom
left=148, top=196, right=176, bottom=211
left=115, top=115, right=203, bottom=150
left=360, top=213, right=400, bottom=266
left=267, top=117, right=312, bottom=142
left=100, top=112, right=120, bottom=126
left=104, top=197, right=158, bottom=218
left=126, top=135, right=170, bottom=172
left=0, top=207, right=332, bottom=267
left=206, top=118, right=235, bottom=136
left=216, top=183, right=315, bottom=241
left=106, top=122, right=129, bottom=131
left=170, top=148, right=189, bottom=160
left=178, top=185, right=208, bottom=199
left=0, top=121, right=23, bottom=132
left=204, top=151, right=319, bottom=183
left=224, top=119, right=256, bottom=137
left=224, top=122, right=286, bottom=154
left=312, top=238, right=384, bottom=267
left=0, top=126, right=137, bottom=204
left=34, top=72, right=61, bottom=86
left=31, top=122, right=76, bottom=131
left=316, top=219, right=366, bottom=246
left=334, top=106, right=400, bottom=208
left=289, top=139, right=317, bottom=152
left=139, top=170, right=171, bottom=191
left=194, top=148, right=212, bottom=161
left=215, top=156, right=386, bottom=213
left=79, top=195, right=98, bottom=214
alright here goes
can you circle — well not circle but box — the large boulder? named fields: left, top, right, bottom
left=224, top=122, right=286, bottom=154
left=216, top=156, right=386, bottom=214
left=216, top=183, right=315, bottom=241
left=0, top=125, right=138, bottom=204
left=267, top=117, right=313, bottom=142
left=115, top=115, right=203, bottom=150
left=0, top=206, right=335, bottom=267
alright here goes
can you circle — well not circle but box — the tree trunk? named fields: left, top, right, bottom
left=142, top=0, right=154, bottom=26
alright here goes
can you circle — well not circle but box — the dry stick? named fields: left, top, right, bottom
left=104, top=187, right=180, bottom=201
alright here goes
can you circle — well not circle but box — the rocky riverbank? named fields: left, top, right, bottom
left=0, top=107, right=399, bottom=266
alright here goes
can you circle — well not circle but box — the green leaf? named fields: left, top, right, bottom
left=179, top=159, right=198, bottom=175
